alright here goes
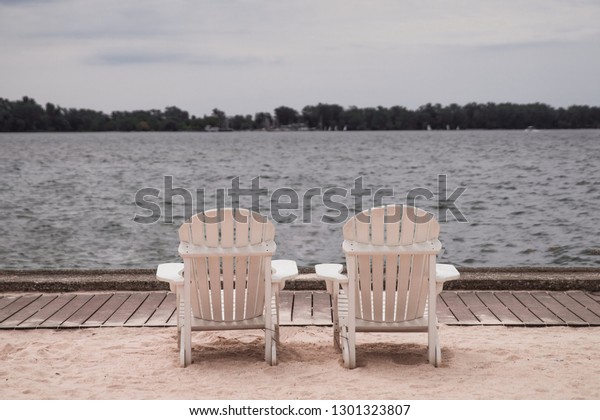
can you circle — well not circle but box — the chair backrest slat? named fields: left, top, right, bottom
left=396, top=254, right=411, bottom=321
left=343, top=217, right=356, bottom=241
left=384, top=254, right=398, bottom=320
left=188, top=214, right=204, bottom=245
left=192, top=256, right=211, bottom=319
left=203, top=210, right=220, bottom=247
left=234, top=256, right=247, bottom=320
left=357, top=255, right=372, bottom=320
left=372, top=254, right=384, bottom=321
left=405, top=209, right=430, bottom=320
left=385, top=205, right=401, bottom=245
left=370, top=207, right=385, bottom=245
left=235, top=209, right=250, bottom=247
left=245, top=255, right=263, bottom=317
left=207, top=254, right=223, bottom=320
left=370, top=208, right=385, bottom=321
left=222, top=256, right=235, bottom=321
left=221, top=212, right=234, bottom=247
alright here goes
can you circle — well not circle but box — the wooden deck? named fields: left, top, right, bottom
left=1, top=290, right=600, bottom=329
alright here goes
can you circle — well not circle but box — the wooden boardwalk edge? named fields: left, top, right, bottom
left=1, top=291, right=600, bottom=329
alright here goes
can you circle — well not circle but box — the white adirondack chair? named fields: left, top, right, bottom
left=156, top=208, right=298, bottom=367
left=316, top=205, right=459, bottom=369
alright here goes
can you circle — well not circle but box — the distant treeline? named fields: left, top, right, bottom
left=2, top=96, right=600, bottom=132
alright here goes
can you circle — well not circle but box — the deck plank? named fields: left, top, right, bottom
left=531, top=291, right=588, bottom=326
left=82, top=293, right=130, bottom=327
left=2, top=295, right=59, bottom=328
left=61, top=294, right=113, bottom=327
left=145, top=293, right=177, bottom=326
left=165, top=303, right=179, bottom=326
left=103, top=293, right=149, bottom=326
left=567, top=291, right=600, bottom=318
left=476, top=292, right=522, bottom=325
left=436, top=294, right=458, bottom=324
left=494, top=292, right=544, bottom=325
left=457, top=292, right=502, bottom=324
left=510, top=292, right=563, bottom=325
left=0, top=294, right=43, bottom=323
left=0, top=295, right=23, bottom=311
left=290, top=291, right=313, bottom=325
left=441, top=292, right=480, bottom=324
left=312, top=292, right=333, bottom=325
left=40, top=294, right=94, bottom=328
left=125, top=292, right=168, bottom=326
left=18, top=294, right=76, bottom=328
left=549, top=292, right=600, bottom=325
left=278, top=292, right=294, bottom=325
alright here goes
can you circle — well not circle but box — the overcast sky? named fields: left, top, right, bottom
left=1, top=0, right=599, bottom=116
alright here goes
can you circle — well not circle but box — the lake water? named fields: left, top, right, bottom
left=1, top=130, right=599, bottom=269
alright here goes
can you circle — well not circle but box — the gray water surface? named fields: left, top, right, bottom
left=1, top=130, right=599, bottom=268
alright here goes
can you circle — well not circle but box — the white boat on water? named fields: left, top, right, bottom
left=524, top=126, right=540, bottom=132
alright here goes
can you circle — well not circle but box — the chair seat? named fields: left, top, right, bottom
left=190, top=315, right=266, bottom=331
left=355, top=317, right=429, bottom=332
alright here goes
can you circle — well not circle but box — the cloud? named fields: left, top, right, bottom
left=89, top=51, right=188, bottom=66
left=88, top=51, right=281, bottom=67
left=0, top=0, right=53, bottom=4
left=1, top=0, right=599, bottom=114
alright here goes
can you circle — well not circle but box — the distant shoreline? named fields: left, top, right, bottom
left=2, top=96, right=600, bottom=132
left=1, top=128, right=600, bottom=134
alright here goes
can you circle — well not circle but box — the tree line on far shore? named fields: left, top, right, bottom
left=1, top=96, right=600, bottom=132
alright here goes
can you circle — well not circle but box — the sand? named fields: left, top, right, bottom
left=1, top=325, right=599, bottom=400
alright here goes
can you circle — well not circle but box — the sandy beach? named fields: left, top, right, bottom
left=1, top=325, right=599, bottom=400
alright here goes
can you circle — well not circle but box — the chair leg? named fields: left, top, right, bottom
left=332, top=294, right=341, bottom=353
left=180, top=326, right=192, bottom=367
left=179, top=331, right=186, bottom=367
left=176, top=287, right=183, bottom=350
left=347, top=327, right=356, bottom=369
left=340, top=323, right=356, bottom=369
left=265, top=294, right=278, bottom=366
left=180, top=312, right=192, bottom=367
left=265, top=329, right=273, bottom=366
left=340, top=318, right=356, bottom=369
left=331, top=286, right=343, bottom=352
left=341, top=326, right=350, bottom=368
left=274, top=293, right=280, bottom=343
left=428, top=326, right=440, bottom=367
left=179, top=272, right=192, bottom=367
left=265, top=324, right=278, bottom=366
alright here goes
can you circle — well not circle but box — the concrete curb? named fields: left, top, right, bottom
left=1, top=267, right=599, bottom=293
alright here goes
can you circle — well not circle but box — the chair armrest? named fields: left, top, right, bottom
left=156, top=263, right=184, bottom=293
left=315, top=263, right=348, bottom=294
left=271, top=259, right=298, bottom=283
left=315, top=263, right=348, bottom=282
left=436, top=263, right=460, bottom=282
left=435, top=264, right=460, bottom=293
